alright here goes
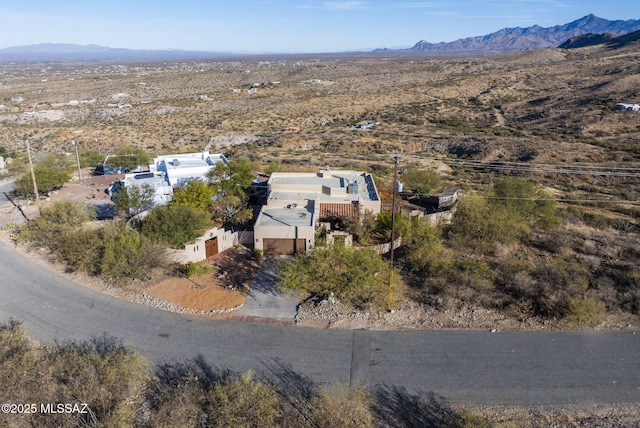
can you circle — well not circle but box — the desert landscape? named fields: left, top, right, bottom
left=2, top=20, right=640, bottom=428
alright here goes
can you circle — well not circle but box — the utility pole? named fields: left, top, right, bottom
left=26, top=139, right=40, bottom=212
left=388, top=154, right=401, bottom=307
left=71, top=139, right=82, bottom=181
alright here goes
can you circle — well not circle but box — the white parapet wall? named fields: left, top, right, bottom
left=169, top=227, right=248, bottom=264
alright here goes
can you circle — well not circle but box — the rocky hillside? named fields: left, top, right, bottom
left=409, top=14, right=640, bottom=53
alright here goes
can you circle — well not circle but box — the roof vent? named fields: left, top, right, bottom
left=172, top=159, right=180, bottom=166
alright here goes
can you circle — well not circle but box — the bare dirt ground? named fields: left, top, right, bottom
left=145, top=247, right=257, bottom=312
left=146, top=275, right=245, bottom=312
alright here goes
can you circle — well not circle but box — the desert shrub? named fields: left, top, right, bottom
left=15, top=200, right=95, bottom=249
left=339, top=210, right=377, bottom=245
left=490, top=177, right=559, bottom=228
left=111, top=183, right=156, bottom=216
left=37, top=335, right=148, bottom=428
left=566, top=297, right=603, bottom=327
left=0, top=320, right=40, bottom=404
left=205, top=372, right=281, bottom=427
left=183, top=260, right=213, bottom=277
left=454, top=260, right=496, bottom=291
left=140, top=204, right=211, bottom=248
left=278, top=245, right=403, bottom=310
left=448, top=197, right=527, bottom=250
left=112, top=146, right=151, bottom=169
left=405, top=218, right=453, bottom=277
left=14, top=154, right=73, bottom=197
left=310, top=383, right=374, bottom=428
left=374, top=210, right=410, bottom=242
left=79, top=149, right=105, bottom=168
left=147, top=373, right=206, bottom=428
left=401, top=168, right=442, bottom=198
left=0, top=324, right=148, bottom=428
left=54, top=227, right=104, bottom=275
left=100, top=222, right=166, bottom=281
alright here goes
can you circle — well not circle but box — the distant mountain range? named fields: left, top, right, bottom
left=404, top=14, right=640, bottom=53
left=0, top=43, right=231, bottom=62
left=2, top=14, right=640, bottom=62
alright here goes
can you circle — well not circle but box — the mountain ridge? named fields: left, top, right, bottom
left=406, top=14, right=640, bottom=53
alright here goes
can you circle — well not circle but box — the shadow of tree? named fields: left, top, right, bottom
left=152, top=353, right=236, bottom=390
left=260, top=359, right=318, bottom=426
left=372, top=384, right=464, bottom=428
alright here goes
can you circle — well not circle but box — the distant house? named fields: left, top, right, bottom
left=615, top=103, right=640, bottom=111
left=254, top=168, right=381, bottom=255
left=427, top=189, right=459, bottom=210
left=101, top=154, right=143, bottom=175
left=282, top=126, right=300, bottom=132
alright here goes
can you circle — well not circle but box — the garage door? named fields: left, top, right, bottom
left=263, top=238, right=306, bottom=255
left=205, top=237, right=219, bottom=258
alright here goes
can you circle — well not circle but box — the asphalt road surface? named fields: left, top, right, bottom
left=0, top=241, right=639, bottom=406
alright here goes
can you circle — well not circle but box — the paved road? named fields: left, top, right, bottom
left=0, top=241, right=639, bottom=406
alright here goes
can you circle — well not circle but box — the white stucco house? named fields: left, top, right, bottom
left=253, top=168, right=381, bottom=255
left=149, top=151, right=229, bottom=188
left=109, top=171, right=174, bottom=212
left=110, top=150, right=229, bottom=210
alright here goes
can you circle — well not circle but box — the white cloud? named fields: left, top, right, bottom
left=323, top=1, right=367, bottom=10
left=393, top=2, right=439, bottom=8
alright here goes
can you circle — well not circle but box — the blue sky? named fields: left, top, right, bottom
left=0, top=1, right=638, bottom=53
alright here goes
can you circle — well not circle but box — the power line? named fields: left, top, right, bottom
left=464, top=195, right=640, bottom=205
left=440, top=158, right=640, bottom=177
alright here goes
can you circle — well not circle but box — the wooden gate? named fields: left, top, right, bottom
left=205, top=237, right=219, bottom=258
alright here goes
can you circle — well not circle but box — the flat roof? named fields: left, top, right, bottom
left=269, top=191, right=358, bottom=202
left=123, top=172, right=169, bottom=188
left=268, top=170, right=379, bottom=202
left=255, top=207, right=314, bottom=227
left=153, top=151, right=228, bottom=170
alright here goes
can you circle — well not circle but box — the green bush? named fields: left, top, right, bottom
left=183, top=260, right=213, bottom=277
left=140, top=204, right=211, bottom=248
left=172, top=180, right=215, bottom=211
left=278, top=245, right=403, bottom=310
left=310, top=383, right=373, bottom=428
left=401, top=168, right=442, bottom=198
left=567, top=297, right=603, bottom=327
left=100, top=222, right=166, bottom=281
left=15, top=201, right=95, bottom=249
left=405, top=218, right=453, bottom=277
left=13, top=154, right=74, bottom=198
left=449, top=197, right=527, bottom=250
left=111, top=183, right=156, bottom=216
